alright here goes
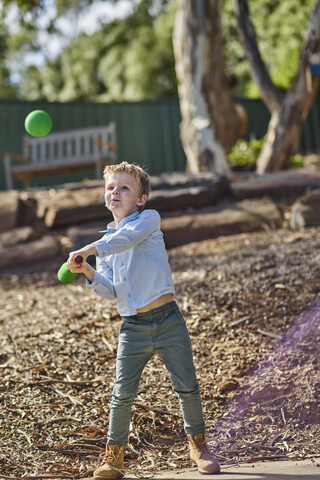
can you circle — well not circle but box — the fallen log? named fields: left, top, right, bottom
left=17, top=192, right=47, bottom=233
left=67, top=199, right=282, bottom=251
left=37, top=181, right=229, bottom=229
left=35, top=188, right=111, bottom=229
left=150, top=171, right=227, bottom=190
left=231, top=169, right=320, bottom=201
left=290, top=189, right=320, bottom=228
left=0, top=226, right=40, bottom=248
left=38, top=171, right=225, bottom=192
left=67, top=223, right=107, bottom=252
left=0, top=235, right=61, bottom=272
left=146, top=183, right=229, bottom=212
left=161, top=199, right=282, bottom=247
left=0, top=190, right=19, bottom=232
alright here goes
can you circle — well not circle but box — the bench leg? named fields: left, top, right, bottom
left=95, top=159, right=102, bottom=179
left=3, top=154, right=13, bottom=190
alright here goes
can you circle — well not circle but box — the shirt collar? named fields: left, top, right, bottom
left=100, top=210, right=140, bottom=233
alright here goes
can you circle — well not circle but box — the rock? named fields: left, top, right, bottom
left=290, top=189, right=320, bottom=228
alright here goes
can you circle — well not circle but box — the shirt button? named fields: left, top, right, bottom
left=123, top=277, right=127, bottom=281
left=128, top=293, right=132, bottom=297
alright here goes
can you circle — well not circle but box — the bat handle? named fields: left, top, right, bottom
left=74, top=255, right=84, bottom=265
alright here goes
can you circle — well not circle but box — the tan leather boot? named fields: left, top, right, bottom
left=188, top=433, right=220, bottom=474
left=93, top=444, right=125, bottom=479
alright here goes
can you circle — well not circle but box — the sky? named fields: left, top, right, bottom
left=6, top=0, right=137, bottom=67
left=56, top=1, right=136, bottom=36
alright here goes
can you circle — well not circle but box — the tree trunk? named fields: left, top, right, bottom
left=173, top=0, right=247, bottom=175
left=235, top=0, right=320, bottom=173
left=257, top=68, right=319, bottom=173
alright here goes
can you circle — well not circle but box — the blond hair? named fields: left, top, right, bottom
left=103, top=162, right=151, bottom=198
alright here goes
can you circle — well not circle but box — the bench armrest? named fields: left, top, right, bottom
left=1, top=150, right=28, bottom=163
left=93, top=138, right=117, bottom=151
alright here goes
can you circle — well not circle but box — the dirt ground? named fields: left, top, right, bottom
left=0, top=226, right=320, bottom=478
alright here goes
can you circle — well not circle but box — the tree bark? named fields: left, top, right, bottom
left=173, top=0, right=247, bottom=175
left=235, top=0, right=320, bottom=173
left=257, top=64, right=319, bottom=173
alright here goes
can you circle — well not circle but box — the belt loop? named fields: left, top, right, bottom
left=122, top=314, right=137, bottom=324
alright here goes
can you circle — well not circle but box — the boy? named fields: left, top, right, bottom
left=67, top=162, right=220, bottom=478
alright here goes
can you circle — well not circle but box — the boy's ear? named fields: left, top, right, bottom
left=137, top=194, right=147, bottom=207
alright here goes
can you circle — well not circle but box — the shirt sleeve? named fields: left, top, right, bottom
left=93, top=210, right=161, bottom=258
left=86, top=258, right=116, bottom=300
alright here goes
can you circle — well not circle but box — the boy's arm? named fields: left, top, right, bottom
left=88, top=269, right=116, bottom=300
left=67, top=254, right=116, bottom=300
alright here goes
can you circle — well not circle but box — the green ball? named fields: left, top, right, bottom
left=25, top=110, right=52, bottom=137
left=57, top=262, right=78, bottom=284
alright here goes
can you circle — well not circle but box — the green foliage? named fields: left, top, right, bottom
left=0, top=24, right=17, bottom=97
left=228, top=137, right=264, bottom=167
left=228, top=137, right=305, bottom=169
left=15, top=0, right=177, bottom=101
left=290, top=154, right=304, bottom=169
left=0, top=0, right=317, bottom=101
left=251, top=0, right=313, bottom=91
left=222, top=0, right=316, bottom=97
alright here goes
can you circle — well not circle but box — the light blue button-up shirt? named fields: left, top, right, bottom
left=87, top=209, right=175, bottom=316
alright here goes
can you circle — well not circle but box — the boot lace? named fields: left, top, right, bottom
left=192, top=435, right=210, bottom=456
left=99, top=448, right=121, bottom=466
left=98, top=447, right=153, bottom=479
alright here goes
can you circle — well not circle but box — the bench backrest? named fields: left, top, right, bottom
left=23, top=123, right=116, bottom=166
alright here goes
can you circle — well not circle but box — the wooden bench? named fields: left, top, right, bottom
left=2, top=123, right=117, bottom=190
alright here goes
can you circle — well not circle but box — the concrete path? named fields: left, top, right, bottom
left=149, top=460, right=320, bottom=480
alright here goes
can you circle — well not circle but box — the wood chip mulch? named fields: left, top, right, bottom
left=1, top=227, right=320, bottom=478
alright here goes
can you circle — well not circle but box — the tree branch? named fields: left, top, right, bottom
left=303, top=0, right=320, bottom=55
left=289, top=0, right=320, bottom=115
left=234, top=0, right=284, bottom=113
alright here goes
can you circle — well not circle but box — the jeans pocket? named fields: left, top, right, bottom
left=119, top=319, right=135, bottom=335
left=174, top=305, right=187, bottom=325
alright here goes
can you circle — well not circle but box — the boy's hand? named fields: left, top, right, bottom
left=67, top=254, right=84, bottom=273
left=67, top=244, right=97, bottom=269
left=66, top=256, right=95, bottom=283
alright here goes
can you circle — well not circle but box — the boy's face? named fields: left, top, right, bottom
left=105, top=173, right=147, bottom=225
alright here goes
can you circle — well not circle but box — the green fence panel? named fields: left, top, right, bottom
left=300, top=92, right=320, bottom=153
left=0, top=98, right=187, bottom=190
left=0, top=93, right=319, bottom=191
left=237, top=97, right=271, bottom=141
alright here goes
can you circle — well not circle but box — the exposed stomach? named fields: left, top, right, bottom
left=136, top=293, right=174, bottom=313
